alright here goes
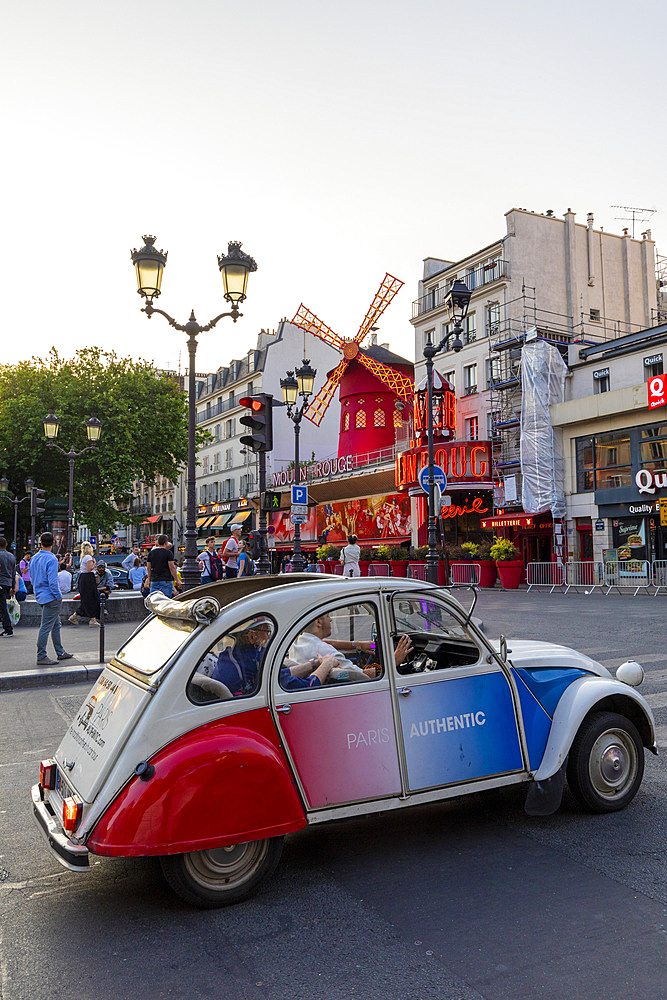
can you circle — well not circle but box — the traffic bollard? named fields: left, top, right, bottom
left=99, top=593, right=106, bottom=664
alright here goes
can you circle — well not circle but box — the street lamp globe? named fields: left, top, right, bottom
left=86, top=415, right=102, bottom=444
left=217, top=241, right=257, bottom=305
left=24, top=477, right=34, bottom=494
left=0, top=476, right=9, bottom=494
left=280, top=372, right=299, bottom=407
left=130, top=236, right=168, bottom=301
left=296, top=359, right=316, bottom=398
left=43, top=410, right=61, bottom=440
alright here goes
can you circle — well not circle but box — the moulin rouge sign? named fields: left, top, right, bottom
left=395, top=441, right=493, bottom=491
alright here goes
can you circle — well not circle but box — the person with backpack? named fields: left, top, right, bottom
left=222, top=524, right=243, bottom=579
left=237, top=540, right=254, bottom=577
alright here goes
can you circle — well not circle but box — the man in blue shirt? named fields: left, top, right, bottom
left=30, top=532, right=73, bottom=666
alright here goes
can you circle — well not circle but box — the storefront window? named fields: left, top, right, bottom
left=594, top=430, right=631, bottom=489
left=576, top=437, right=594, bottom=492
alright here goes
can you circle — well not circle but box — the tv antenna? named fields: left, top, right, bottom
left=611, top=204, right=656, bottom=238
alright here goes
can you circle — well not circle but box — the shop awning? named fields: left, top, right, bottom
left=228, top=511, right=251, bottom=526
left=481, top=513, right=552, bottom=529
left=196, top=515, right=215, bottom=529
left=140, top=515, right=161, bottom=524
left=208, top=513, right=233, bottom=529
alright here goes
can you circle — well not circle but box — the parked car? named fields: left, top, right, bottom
left=32, top=575, right=656, bottom=908
left=71, top=566, right=131, bottom=591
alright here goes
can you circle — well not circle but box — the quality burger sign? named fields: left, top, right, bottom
left=648, top=373, right=667, bottom=410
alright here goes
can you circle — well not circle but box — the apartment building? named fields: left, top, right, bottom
left=411, top=207, right=657, bottom=504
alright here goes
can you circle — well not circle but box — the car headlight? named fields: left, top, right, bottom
left=616, top=660, right=644, bottom=687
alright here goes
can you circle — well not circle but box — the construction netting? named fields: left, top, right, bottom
left=520, top=336, right=568, bottom=519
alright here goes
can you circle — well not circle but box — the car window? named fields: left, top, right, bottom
left=116, top=616, right=197, bottom=675
left=280, top=602, right=383, bottom=691
left=391, top=595, right=480, bottom=675
left=188, top=615, right=275, bottom=704
left=393, top=596, right=461, bottom=635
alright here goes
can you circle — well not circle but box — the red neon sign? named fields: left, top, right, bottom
left=441, top=496, right=489, bottom=518
left=395, top=441, right=492, bottom=490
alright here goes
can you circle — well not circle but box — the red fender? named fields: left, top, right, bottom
left=87, top=708, right=307, bottom=857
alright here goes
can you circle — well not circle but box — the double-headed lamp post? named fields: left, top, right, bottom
left=280, top=359, right=317, bottom=573
left=131, top=235, right=257, bottom=592
left=43, top=412, right=102, bottom=553
left=423, top=278, right=472, bottom=584
left=0, top=476, right=33, bottom=550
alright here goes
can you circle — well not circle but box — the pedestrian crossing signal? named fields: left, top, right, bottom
left=261, top=490, right=281, bottom=512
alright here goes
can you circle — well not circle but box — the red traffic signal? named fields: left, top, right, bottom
left=239, top=393, right=273, bottom=453
left=239, top=397, right=263, bottom=412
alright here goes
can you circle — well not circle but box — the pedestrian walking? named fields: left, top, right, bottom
left=222, top=524, right=243, bottom=579
left=69, top=540, right=100, bottom=626
left=197, top=536, right=222, bottom=584
left=146, top=534, right=182, bottom=598
left=0, top=536, right=17, bottom=637
left=19, top=551, right=32, bottom=594
left=340, top=534, right=361, bottom=577
left=29, top=532, right=72, bottom=665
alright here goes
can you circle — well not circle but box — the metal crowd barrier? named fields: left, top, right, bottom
left=368, top=563, right=391, bottom=577
left=603, top=560, right=652, bottom=596
left=526, top=562, right=566, bottom=593
left=449, top=562, right=481, bottom=587
left=564, top=561, right=604, bottom=594
left=653, top=559, right=667, bottom=596
left=407, top=563, right=427, bottom=580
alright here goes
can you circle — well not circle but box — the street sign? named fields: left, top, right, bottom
left=291, top=504, right=308, bottom=516
left=292, top=485, right=308, bottom=505
left=595, top=519, right=605, bottom=531
left=89, top=535, right=97, bottom=546
left=418, top=464, right=447, bottom=495
left=267, top=525, right=275, bottom=534
left=441, top=494, right=451, bottom=508
left=290, top=514, right=307, bottom=525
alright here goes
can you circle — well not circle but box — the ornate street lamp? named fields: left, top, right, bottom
left=280, top=359, right=317, bottom=573
left=423, top=278, right=471, bottom=583
left=44, top=413, right=102, bottom=554
left=130, top=235, right=257, bottom=591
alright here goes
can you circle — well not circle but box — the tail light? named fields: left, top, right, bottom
left=40, top=759, right=56, bottom=790
left=63, top=796, right=82, bottom=833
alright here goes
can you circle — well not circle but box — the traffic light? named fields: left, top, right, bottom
left=31, top=488, right=46, bottom=517
left=239, top=393, right=273, bottom=453
left=261, top=490, right=282, bottom=512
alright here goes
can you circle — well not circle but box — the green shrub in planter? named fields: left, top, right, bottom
left=359, top=548, right=374, bottom=561
left=461, top=541, right=479, bottom=559
left=319, top=543, right=341, bottom=560
left=414, top=545, right=429, bottom=560
left=490, top=537, right=519, bottom=561
left=376, top=545, right=390, bottom=560
left=388, top=546, right=409, bottom=561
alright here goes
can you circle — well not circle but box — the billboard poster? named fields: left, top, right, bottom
left=611, top=517, right=646, bottom=561
left=269, top=508, right=318, bottom=545
left=317, top=493, right=411, bottom=544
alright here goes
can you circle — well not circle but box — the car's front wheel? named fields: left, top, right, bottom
left=160, top=837, right=284, bottom=908
left=566, top=711, right=644, bottom=813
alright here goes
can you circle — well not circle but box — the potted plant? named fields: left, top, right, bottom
left=359, top=547, right=374, bottom=576
left=317, top=543, right=341, bottom=573
left=407, top=545, right=428, bottom=579
left=475, top=540, right=498, bottom=588
left=388, top=545, right=409, bottom=577
left=460, top=542, right=479, bottom=560
left=490, top=537, right=522, bottom=589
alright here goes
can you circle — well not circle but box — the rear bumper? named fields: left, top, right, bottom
left=31, top=784, right=90, bottom=872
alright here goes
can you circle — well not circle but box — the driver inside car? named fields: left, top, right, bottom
left=287, top=612, right=413, bottom=682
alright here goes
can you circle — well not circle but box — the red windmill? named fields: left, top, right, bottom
left=291, top=274, right=413, bottom=427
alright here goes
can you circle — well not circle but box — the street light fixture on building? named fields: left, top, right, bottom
left=280, top=359, right=317, bottom=573
left=44, top=413, right=103, bottom=554
left=423, top=278, right=471, bottom=583
left=130, top=234, right=257, bottom=591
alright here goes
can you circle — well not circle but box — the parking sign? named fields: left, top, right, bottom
left=292, top=485, right=308, bottom=505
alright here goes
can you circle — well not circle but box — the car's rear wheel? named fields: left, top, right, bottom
left=566, top=711, right=644, bottom=813
left=159, top=837, right=284, bottom=908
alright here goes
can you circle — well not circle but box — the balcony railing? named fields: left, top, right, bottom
left=412, top=260, right=508, bottom=319
left=463, top=385, right=478, bottom=396
left=196, top=396, right=242, bottom=425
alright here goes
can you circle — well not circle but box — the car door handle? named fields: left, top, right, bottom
left=276, top=704, right=292, bottom=714
left=398, top=687, right=412, bottom=697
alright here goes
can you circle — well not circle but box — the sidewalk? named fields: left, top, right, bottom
left=0, top=620, right=140, bottom=691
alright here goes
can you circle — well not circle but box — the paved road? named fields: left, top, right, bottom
left=0, top=591, right=665, bottom=1000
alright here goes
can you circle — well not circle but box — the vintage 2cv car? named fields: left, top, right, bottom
left=32, top=575, right=657, bottom=907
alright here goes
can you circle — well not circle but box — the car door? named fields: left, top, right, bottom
left=271, top=598, right=402, bottom=811
left=391, top=593, right=526, bottom=792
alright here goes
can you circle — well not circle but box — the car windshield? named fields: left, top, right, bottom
left=393, top=596, right=463, bottom=636
left=115, top=616, right=197, bottom=675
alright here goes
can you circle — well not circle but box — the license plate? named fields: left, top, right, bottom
left=55, top=768, right=73, bottom=800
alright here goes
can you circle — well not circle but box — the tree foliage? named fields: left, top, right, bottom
left=0, top=348, right=193, bottom=535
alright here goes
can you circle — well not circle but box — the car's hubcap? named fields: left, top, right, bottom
left=589, top=729, right=638, bottom=798
left=184, top=841, right=268, bottom=891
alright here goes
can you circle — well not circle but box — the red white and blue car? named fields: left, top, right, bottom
left=32, top=575, right=657, bottom=907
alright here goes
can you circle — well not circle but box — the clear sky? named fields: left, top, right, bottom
left=2, top=0, right=665, bottom=375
